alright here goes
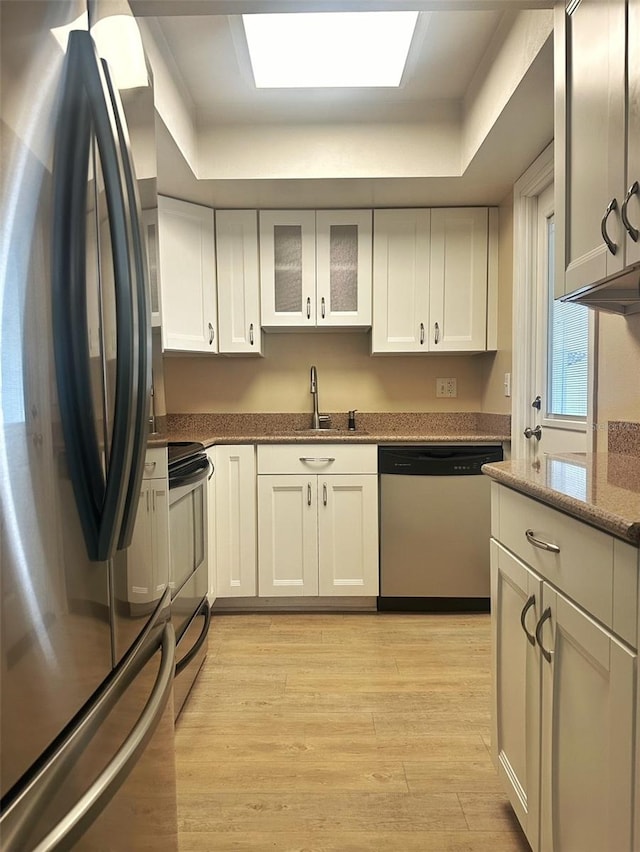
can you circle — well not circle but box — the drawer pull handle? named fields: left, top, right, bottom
left=299, top=457, right=336, bottom=463
left=535, top=607, right=553, bottom=663
left=520, top=595, right=536, bottom=646
left=525, top=529, right=560, bottom=553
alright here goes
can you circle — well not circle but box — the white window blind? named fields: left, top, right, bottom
left=546, top=217, right=588, bottom=418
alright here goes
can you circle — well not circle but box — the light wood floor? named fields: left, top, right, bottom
left=175, top=612, right=530, bottom=852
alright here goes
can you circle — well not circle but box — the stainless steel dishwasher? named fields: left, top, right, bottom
left=378, top=444, right=504, bottom=611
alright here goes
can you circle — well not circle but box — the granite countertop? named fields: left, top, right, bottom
left=482, top=453, right=640, bottom=545
left=164, top=412, right=511, bottom=448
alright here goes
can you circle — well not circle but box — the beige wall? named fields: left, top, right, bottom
left=594, top=312, right=640, bottom=451
left=481, top=192, right=513, bottom=414
left=164, top=332, right=498, bottom=414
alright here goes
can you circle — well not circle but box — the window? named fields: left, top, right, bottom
left=545, top=215, right=589, bottom=419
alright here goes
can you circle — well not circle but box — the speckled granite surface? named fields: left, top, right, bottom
left=165, top=412, right=511, bottom=446
left=482, top=452, right=640, bottom=545
left=608, top=421, right=640, bottom=456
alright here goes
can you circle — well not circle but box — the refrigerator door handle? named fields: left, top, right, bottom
left=0, top=601, right=175, bottom=852
left=100, top=58, right=152, bottom=552
left=52, top=31, right=137, bottom=562
left=175, top=600, right=211, bottom=676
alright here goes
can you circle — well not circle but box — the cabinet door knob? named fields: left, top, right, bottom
left=535, top=607, right=553, bottom=663
left=621, top=180, right=639, bottom=242
left=520, top=595, right=537, bottom=646
left=600, top=197, right=618, bottom=256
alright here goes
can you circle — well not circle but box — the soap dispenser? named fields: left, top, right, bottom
left=348, top=410, right=357, bottom=431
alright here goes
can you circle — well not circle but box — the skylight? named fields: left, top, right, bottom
left=242, top=12, right=419, bottom=88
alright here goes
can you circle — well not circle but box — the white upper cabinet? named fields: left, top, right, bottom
left=157, top=195, right=218, bottom=353
left=429, top=208, right=490, bottom=352
left=556, top=0, right=640, bottom=302
left=371, top=209, right=431, bottom=353
left=372, top=207, right=496, bottom=353
left=215, top=210, right=263, bottom=355
left=315, top=210, right=372, bottom=327
left=259, top=210, right=372, bottom=329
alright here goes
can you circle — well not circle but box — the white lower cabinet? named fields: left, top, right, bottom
left=257, top=445, right=378, bottom=598
left=211, top=445, right=257, bottom=598
left=490, top=483, right=638, bottom=852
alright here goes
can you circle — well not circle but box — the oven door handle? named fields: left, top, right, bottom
left=169, top=461, right=211, bottom=490
left=175, top=600, right=211, bottom=677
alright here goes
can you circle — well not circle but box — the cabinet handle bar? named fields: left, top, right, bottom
left=520, top=595, right=537, bottom=646
left=525, top=528, right=560, bottom=553
left=299, top=457, right=336, bottom=463
left=600, top=198, right=618, bottom=255
left=535, top=607, right=553, bottom=663
left=621, top=181, right=639, bottom=242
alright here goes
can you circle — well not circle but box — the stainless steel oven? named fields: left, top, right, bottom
left=168, top=442, right=212, bottom=719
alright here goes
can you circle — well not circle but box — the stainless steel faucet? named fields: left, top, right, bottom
left=310, top=365, right=320, bottom=429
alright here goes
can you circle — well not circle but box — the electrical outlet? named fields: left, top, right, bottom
left=504, top=372, right=511, bottom=397
left=436, top=378, right=457, bottom=398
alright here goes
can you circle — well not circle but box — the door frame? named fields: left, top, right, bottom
left=511, top=143, right=598, bottom=459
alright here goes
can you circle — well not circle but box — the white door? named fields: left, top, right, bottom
left=317, top=475, right=378, bottom=596
left=257, top=475, right=318, bottom=596
left=513, top=161, right=593, bottom=462
left=371, top=209, right=430, bottom=353
left=490, top=541, right=542, bottom=851
left=429, top=207, right=488, bottom=352
left=539, top=585, right=636, bottom=852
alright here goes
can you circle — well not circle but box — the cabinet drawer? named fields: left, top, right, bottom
left=143, top=448, right=168, bottom=481
left=495, top=484, right=637, bottom=645
left=257, top=444, right=377, bottom=475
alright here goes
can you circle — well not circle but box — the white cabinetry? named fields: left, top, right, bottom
left=215, top=210, right=263, bottom=354
left=126, top=448, right=169, bottom=608
left=490, top=483, right=638, bottom=852
left=257, top=445, right=378, bottom=597
left=212, top=445, right=257, bottom=598
left=260, top=210, right=372, bottom=329
left=157, top=195, right=217, bottom=353
left=555, top=0, right=640, bottom=303
left=372, top=208, right=497, bottom=353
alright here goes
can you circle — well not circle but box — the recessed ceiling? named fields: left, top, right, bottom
left=155, top=10, right=505, bottom=125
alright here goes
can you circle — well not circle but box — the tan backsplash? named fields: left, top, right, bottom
left=163, top=331, right=502, bottom=415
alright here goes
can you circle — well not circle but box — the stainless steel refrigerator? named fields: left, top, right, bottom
left=0, top=1, right=179, bottom=848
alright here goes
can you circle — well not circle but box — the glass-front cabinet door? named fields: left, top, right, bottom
left=260, top=210, right=316, bottom=327
left=316, top=210, right=372, bottom=327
